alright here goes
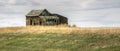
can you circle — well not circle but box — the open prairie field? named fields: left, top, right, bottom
left=0, top=26, right=120, bottom=34
left=0, top=26, right=120, bottom=51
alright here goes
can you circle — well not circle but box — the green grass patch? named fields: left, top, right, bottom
left=0, top=33, right=120, bottom=51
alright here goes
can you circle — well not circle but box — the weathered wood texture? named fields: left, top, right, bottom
left=26, top=9, right=68, bottom=26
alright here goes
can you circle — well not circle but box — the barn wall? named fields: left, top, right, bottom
left=26, top=16, right=30, bottom=25
left=26, top=16, right=41, bottom=26
left=39, top=16, right=59, bottom=25
left=52, top=14, right=68, bottom=25
left=56, top=15, right=68, bottom=24
left=26, top=16, right=68, bottom=26
left=59, top=17, right=68, bottom=24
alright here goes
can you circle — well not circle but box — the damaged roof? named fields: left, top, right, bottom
left=26, top=9, right=45, bottom=16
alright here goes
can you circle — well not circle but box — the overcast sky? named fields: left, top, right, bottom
left=0, top=0, right=120, bottom=27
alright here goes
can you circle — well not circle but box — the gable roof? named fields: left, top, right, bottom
left=26, top=9, right=45, bottom=16
left=52, top=13, right=67, bottom=19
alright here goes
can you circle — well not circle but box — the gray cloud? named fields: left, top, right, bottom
left=0, top=0, right=120, bottom=27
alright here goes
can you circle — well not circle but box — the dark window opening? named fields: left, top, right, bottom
left=54, top=20, right=56, bottom=22
left=34, top=23, right=36, bottom=25
left=30, top=19, right=32, bottom=25
left=46, top=19, right=56, bottom=22
left=33, top=21, right=38, bottom=25
left=40, top=21, right=42, bottom=25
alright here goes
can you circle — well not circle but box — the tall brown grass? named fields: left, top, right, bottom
left=0, top=26, right=120, bottom=34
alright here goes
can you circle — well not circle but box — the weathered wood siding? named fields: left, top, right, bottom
left=26, top=9, right=68, bottom=26
left=26, top=16, right=41, bottom=25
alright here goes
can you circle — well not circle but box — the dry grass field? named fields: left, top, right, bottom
left=0, top=26, right=120, bottom=51
left=0, top=26, right=120, bottom=34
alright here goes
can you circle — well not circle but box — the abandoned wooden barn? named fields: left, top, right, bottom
left=26, top=9, right=68, bottom=26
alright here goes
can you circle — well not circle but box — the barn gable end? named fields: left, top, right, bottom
left=26, top=9, right=51, bottom=16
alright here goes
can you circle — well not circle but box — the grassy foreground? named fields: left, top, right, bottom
left=0, top=26, right=120, bottom=51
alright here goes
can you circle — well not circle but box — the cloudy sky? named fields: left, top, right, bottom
left=0, top=0, right=120, bottom=27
